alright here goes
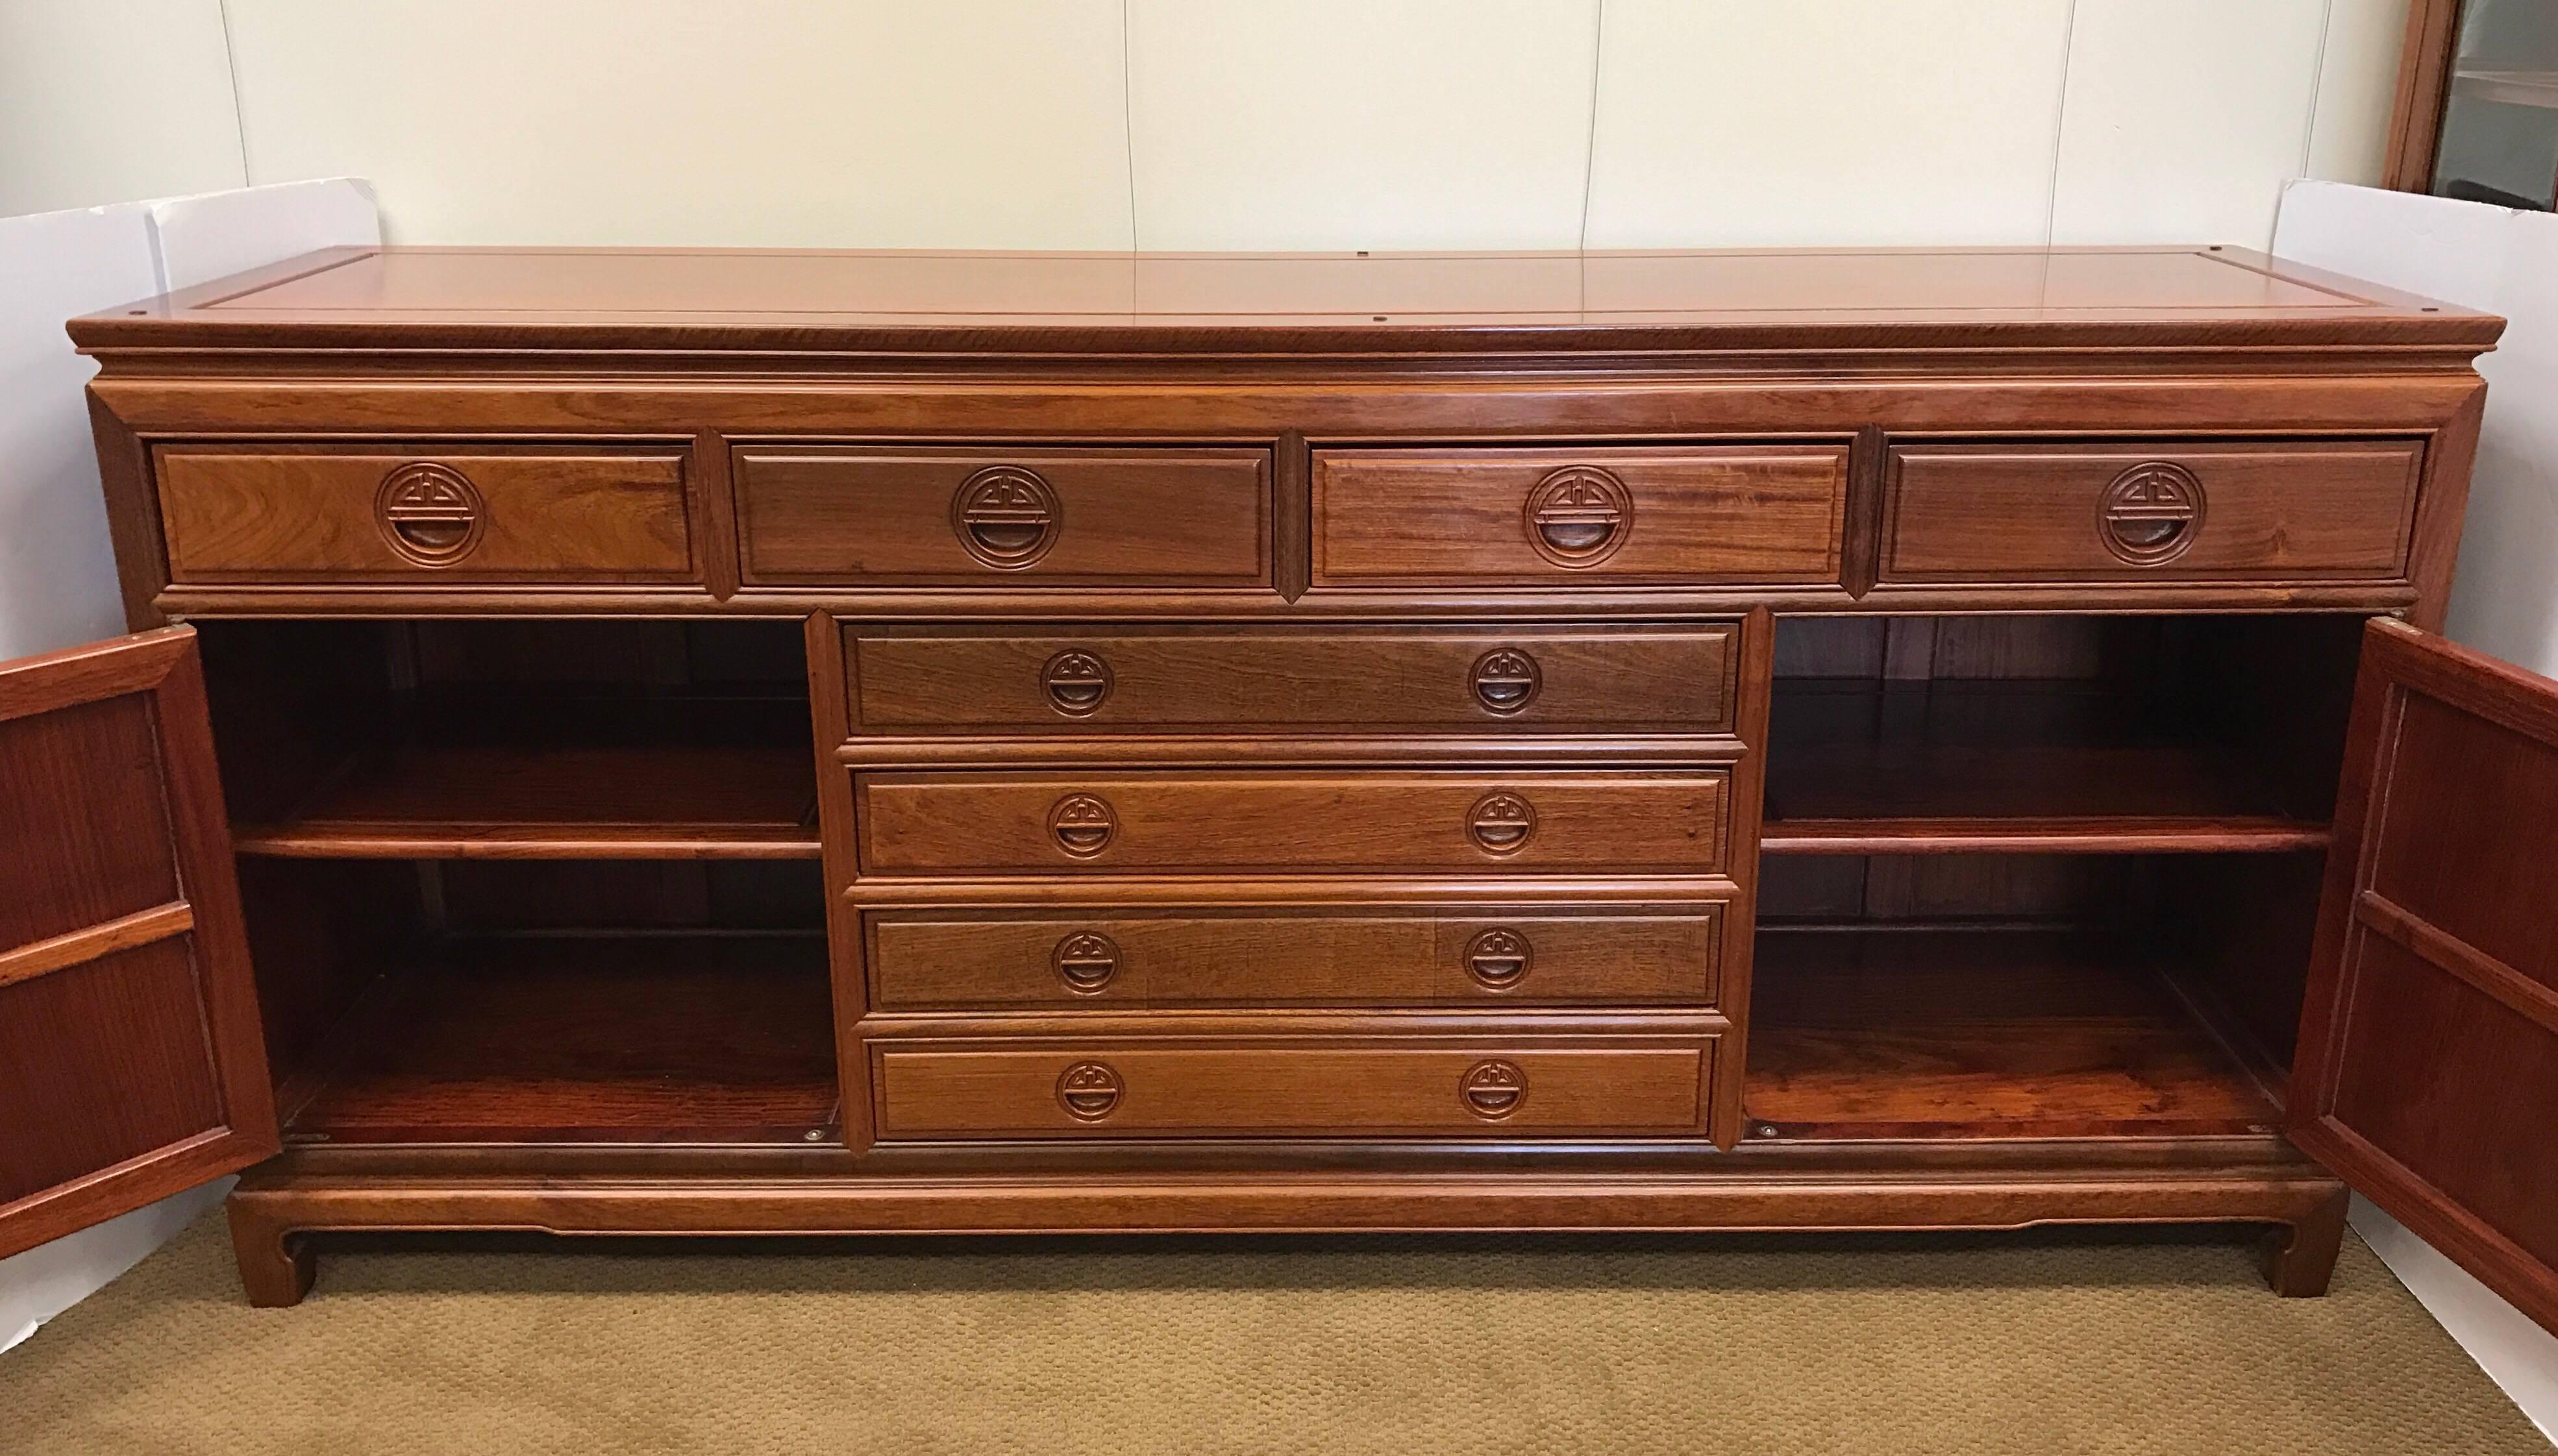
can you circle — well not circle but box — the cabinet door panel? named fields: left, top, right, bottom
left=2294, top=618, right=2558, bottom=1333
left=0, top=628, right=275, bottom=1259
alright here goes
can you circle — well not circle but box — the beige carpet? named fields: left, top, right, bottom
left=0, top=1211, right=2544, bottom=1455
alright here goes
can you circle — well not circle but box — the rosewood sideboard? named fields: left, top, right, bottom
left=7, top=245, right=2556, bottom=1327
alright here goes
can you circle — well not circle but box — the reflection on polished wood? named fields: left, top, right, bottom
left=1748, top=927, right=2278, bottom=1141
left=88, top=245, right=2491, bottom=347
left=281, top=934, right=838, bottom=1144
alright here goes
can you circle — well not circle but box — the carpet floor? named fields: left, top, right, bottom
left=0, top=1211, right=2544, bottom=1455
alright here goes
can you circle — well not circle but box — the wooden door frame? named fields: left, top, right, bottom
left=2384, top=0, right=2468, bottom=192
left=2292, top=617, right=2558, bottom=1334
left=0, top=627, right=278, bottom=1259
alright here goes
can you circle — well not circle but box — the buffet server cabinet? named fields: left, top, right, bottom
left=1, top=245, right=2550, bottom=1329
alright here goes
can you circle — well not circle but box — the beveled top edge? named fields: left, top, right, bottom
left=68, top=244, right=2502, bottom=360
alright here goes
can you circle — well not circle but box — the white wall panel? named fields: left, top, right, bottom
left=2050, top=0, right=2329, bottom=246
left=1126, top=0, right=1599, bottom=251
left=0, top=0, right=245, bottom=217
left=2309, top=0, right=2418, bottom=185
left=1584, top=0, right=2073, bottom=248
left=221, top=0, right=1134, bottom=247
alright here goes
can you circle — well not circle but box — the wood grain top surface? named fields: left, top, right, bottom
left=71, top=245, right=2498, bottom=357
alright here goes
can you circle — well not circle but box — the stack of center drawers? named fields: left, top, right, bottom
left=807, top=443, right=1789, bottom=1153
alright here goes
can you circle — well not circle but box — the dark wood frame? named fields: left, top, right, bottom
left=2385, top=0, right=2470, bottom=192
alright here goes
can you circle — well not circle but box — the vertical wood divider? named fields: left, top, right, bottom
left=1713, top=605, right=1778, bottom=1148
left=1274, top=430, right=1312, bottom=602
left=692, top=430, right=743, bottom=601
left=805, top=611, right=873, bottom=1152
left=1841, top=424, right=1887, bottom=599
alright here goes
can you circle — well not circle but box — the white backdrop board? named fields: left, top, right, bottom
left=0, top=203, right=160, bottom=660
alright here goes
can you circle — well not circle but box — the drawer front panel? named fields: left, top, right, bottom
left=873, top=1037, right=1713, bottom=1139
left=847, top=624, right=1738, bottom=734
left=866, top=904, right=1723, bottom=1009
left=1312, top=445, right=1847, bottom=586
left=855, top=771, right=1729, bottom=875
left=1881, top=441, right=2424, bottom=582
left=734, top=446, right=1271, bottom=586
left=156, top=445, right=693, bottom=582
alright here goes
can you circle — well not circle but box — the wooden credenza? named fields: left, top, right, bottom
left=8, top=245, right=2557, bottom=1329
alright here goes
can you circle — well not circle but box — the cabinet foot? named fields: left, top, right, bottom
left=227, top=1201, right=316, bottom=1308
left=2260, top=1189, right=2350, bottom=1297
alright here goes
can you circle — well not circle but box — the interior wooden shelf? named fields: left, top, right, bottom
left=1761, top=680, right=2331, bottom=854
left=2454, top=69, right=2558, bottom=109
left=1745, top=925, right=2279, bottom=1141
left=233, top=695, right=821, bottom=859
left=280, top=932, right=839, bottom=1144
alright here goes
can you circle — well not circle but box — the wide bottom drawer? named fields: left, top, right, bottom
left=870, top=1032, right=1715, bottom=1140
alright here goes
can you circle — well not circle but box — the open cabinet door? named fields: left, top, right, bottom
left=2294, top=617, right=2558, bottom=1333
left=0, top=626, right=277, bottom=1260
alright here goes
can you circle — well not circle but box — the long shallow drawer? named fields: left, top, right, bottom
left=1881, top=440, right=2424, bottom=583
left=733, top=445, right=1271, bottom=586
left=854, top=769, right=1729, bottom=875
left=156, top=444, right=693, bottom=583
left=1311, top=445, right=1847, bottom=587
left=845, top=623, right=1739, bottom=735
left=871, top=1032, right=1716, bottom=1139
left=865, top=903, right=1723, bottom=1010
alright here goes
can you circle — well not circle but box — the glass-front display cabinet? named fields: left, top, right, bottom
left=2390, top=0, right=2558, bottom=209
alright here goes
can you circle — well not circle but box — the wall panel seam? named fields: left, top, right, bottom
left=2040, top=0, right=2083, bottom=245
left=1578, top=0, right=1607, bottom=256
left=1119, top=0, right=1142, bottom=251
left=2301, top=0, right=2339, bottom=179
left=214, top=0, right=253, bottom=188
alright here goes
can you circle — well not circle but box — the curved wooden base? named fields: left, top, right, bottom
left=227, top=1198, right=317, bottom=1309
left=229, top=1142, right=2346, bottom=1309
left=2259, top=1187, right=2352, bottom=1298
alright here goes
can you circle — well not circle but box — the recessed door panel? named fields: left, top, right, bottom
left=0, top=628, right=277, bottom=1260
left=2294, top=619, right=2558, bottom=1335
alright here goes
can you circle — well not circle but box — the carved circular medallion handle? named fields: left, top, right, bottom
left=1470, top=648, right=1543, bottom=716
left=1041, top=650, right=1114, bottom=717
left=1052, top=932, right=1121, bottom=994
left=1056, top=1061, right=1123, bottom=1121
left=375, top=462, right=486, bottom=567
left=2097, top=462, right=2206, bottom=566
left=951, top=465, right=1062, bottom=569
left=1465, top=791, right=1538, bottom=857
left=1459, top=1059, right=1528, bottom=1120
left=1522, top=467, right=1633, bottom=568
left=1048, top=793, right=1118, bottom=859
left=1463, top=928, right=1532, bottom=990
